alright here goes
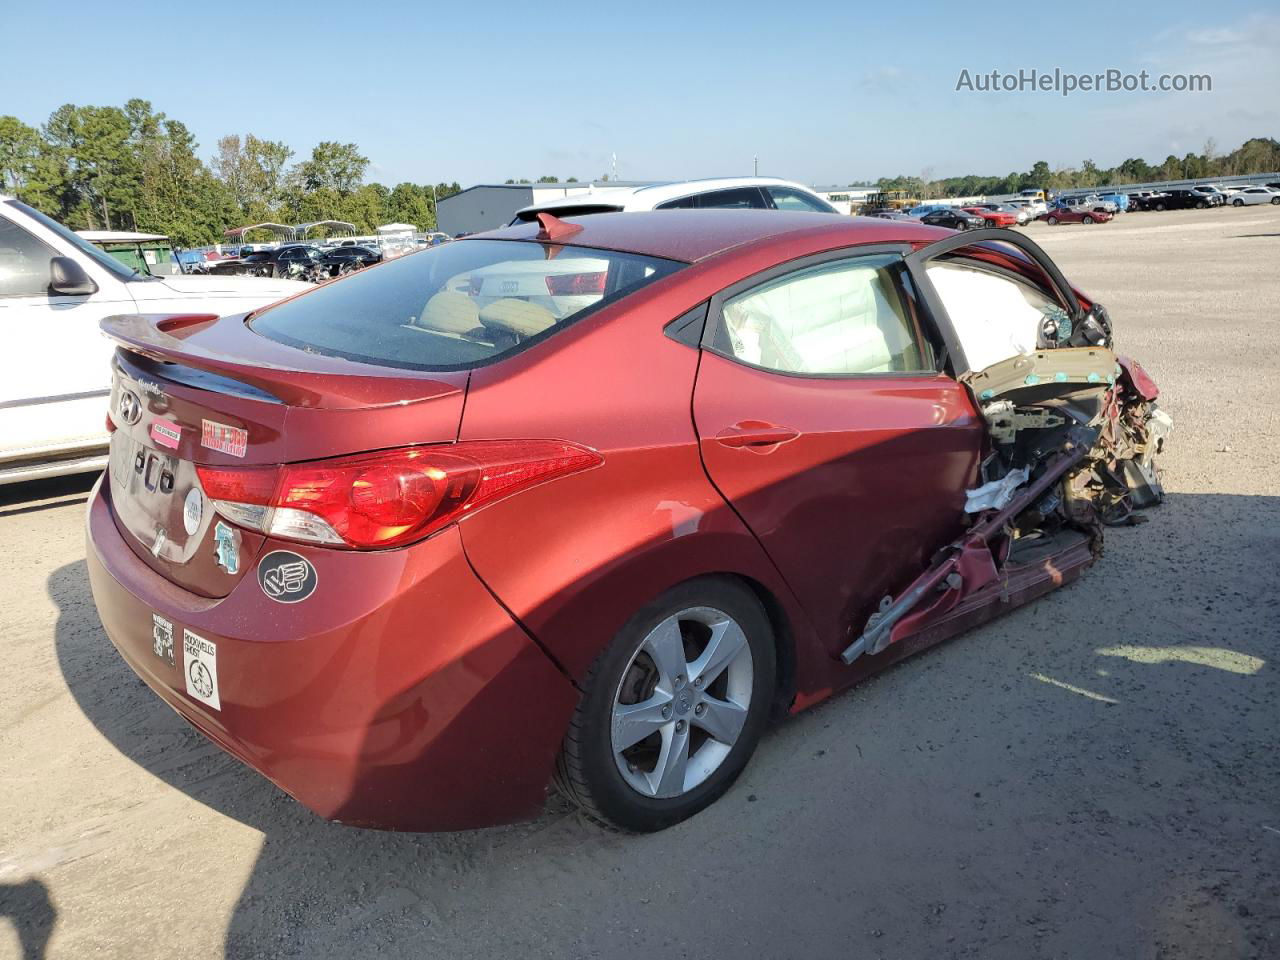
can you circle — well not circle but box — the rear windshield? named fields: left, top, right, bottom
left=250, top=239, right=684, bottom=371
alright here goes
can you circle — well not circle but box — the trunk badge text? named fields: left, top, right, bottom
left=214, top=522, right=240, bottom=575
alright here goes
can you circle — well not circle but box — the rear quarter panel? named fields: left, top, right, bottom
left=454, top=265, right=831, bottom=699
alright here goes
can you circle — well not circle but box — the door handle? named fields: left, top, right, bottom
left=714, top=421, right=800, bottom=448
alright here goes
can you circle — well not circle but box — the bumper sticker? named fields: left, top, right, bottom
left=183, top=630, right=221, bottom=711
left=257, top=550, right=318, bottom=603
left=201, top=419, right=248, bottom=458
left=150, top=421, right=181, bottom=450
left=151, top=614, right=175, bottom=666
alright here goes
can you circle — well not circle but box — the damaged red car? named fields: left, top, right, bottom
left=86, top=210, right=1170, bottom=833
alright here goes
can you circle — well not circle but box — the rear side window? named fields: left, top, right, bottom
left=714, top=254, right=934, bottom=375
left=696, top=187, right=769, bottom=210
left=767, top=187, right=837, bottom=213
left=251, top=239, right=684, bottom=371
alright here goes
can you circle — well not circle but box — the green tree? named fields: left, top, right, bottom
left=297, top=141, right=368, bottom=194
left=0, top=116, right=41, bottom=199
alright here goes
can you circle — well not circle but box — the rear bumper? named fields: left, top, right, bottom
left=85, top=476, right=578, bottom=831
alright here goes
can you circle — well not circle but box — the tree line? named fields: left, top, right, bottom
left=874, top=136, right=1280, bottom=199
left=0, top=100, right=461, bottom=246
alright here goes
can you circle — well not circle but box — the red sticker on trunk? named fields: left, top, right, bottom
left=150, top=421, right=181, bottom=450
left=201, top=419, right=248, bottom=458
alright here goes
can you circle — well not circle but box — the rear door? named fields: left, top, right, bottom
left=691, top=247, right=984, bottom=652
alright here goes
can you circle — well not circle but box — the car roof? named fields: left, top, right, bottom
left=514, top=177, right=821, bottom=216
left=474, top=209, right=948, bottom=264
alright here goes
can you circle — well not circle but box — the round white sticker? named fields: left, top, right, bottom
left=183, top=487, right=204, bottom=536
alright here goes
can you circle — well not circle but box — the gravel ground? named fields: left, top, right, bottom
left=1, top=205, right=1277, bottom=960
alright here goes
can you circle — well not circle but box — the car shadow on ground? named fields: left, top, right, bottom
left=48, top=491, right=1280, bottom=959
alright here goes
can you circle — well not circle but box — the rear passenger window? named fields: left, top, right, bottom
left=0, top=218, right=54, bottom=297
left=767, top=187, right=835, bottom=213
left=696, top=188, right=768, bottom=210
left=714, top=255, right=933, bottom=375
left=655, top=196, right=697, bottom=210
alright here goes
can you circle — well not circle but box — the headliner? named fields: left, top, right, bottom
left=475, top=209, right=951, bottom=263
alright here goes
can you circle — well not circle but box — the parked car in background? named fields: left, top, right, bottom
left=906, top=204, right=950, bottom=218
left=1055, top=195, right=1118, bottom=214
left=1190, top=186, right=1226, bottom=206
left=1042, top=206, right=1113, bottom=225
left=86, top=210, right=1168, bottom=833
left=1228, top=186, right=1280, bottom=206
left=961, top=206, right=1018, bottom=227
left=969, top=202, right=1030, bottom=225
left=319, top=245, right=383, bottom=274
left=1093, top=192, right=1130, bottom=212
left=508, top=177, right=840, bottom=224
left=1153, top=189, right=1213, bottom=210
left=209, top=244, right=324, bottom=278
left=1009, top=198, right=1048, bottom=218
left=0, top=195, right=307, bottom=484
left=1127, top=191, right=1167, bottom=211
left=921, top=208, right=986, bottom=230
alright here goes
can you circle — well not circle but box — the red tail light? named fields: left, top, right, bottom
left=196, top=440, right=602, bottom=549
left=106, top=412, right=117, bottom=433
left=544, top=272, right=606, bottom=296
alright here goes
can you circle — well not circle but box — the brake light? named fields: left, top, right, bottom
left=106, top=412, right=116, bottom=433
left=196, top=440, right=602, bottom=549
left=545, top=272, right=606, bottom=296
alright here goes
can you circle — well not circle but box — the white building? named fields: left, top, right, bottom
left=810, top=186, right=876, bottom=216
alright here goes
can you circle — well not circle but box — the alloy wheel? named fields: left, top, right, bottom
left=611, top=606, right=753, bottom=799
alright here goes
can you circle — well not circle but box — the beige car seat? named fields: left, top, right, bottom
left=479, top=298, right=558, bottom=339
left=413, top=291, right=480, bottom=334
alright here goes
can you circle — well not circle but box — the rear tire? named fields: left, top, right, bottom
left=554, top=577, right=776, bottom=832
left=1196, top=200, right=1208, bottom=209
left=1233, top=198, right=1244, bottom=207
left=1155, top=202, right=1166, bottom=211
left=1046, top=215, right=1058, bottom=225
left=1272, top=197, right=1280, bottom=205
left=1082, top=215, right=1095, bottom=224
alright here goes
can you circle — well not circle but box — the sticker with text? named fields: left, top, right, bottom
left=183, top=630, right=221, bottom=711
left=201, top=419, right=248, bottom=458
left=150, top=421, right=181, bottom=450
left=151, top=613, right=175, bottom=666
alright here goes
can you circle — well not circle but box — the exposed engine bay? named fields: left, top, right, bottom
left=841, top=299, right=1172, bottom=666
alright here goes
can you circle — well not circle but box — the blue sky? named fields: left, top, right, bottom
left=3, top=0, right=1276, bottom=187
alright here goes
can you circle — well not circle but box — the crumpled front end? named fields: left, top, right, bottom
left=841, top=344, right=1171, bottom=665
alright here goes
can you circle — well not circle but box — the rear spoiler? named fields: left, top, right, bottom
left=100, top=313, right=466, bottom=411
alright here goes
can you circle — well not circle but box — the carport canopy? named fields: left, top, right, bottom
left=224, top=222, right=296, bottom=241
left=295, top=220, right=358, bottom=238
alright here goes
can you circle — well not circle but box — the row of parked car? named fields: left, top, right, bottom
left=870, top=180, right=1280, bottom=232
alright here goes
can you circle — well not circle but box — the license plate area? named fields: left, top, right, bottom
left=109, top=432, right=202, bottom=564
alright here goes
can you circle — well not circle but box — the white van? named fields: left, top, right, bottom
left=0, top=196, right=309, bottom=484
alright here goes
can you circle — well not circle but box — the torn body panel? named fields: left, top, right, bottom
left=840, top=344, right=1170, bottom=666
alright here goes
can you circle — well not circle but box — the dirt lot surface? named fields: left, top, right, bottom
left=1, top=205, right=1277, bottom=960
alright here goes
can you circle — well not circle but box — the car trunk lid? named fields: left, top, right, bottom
left=103, top=312, right=469, bottom=598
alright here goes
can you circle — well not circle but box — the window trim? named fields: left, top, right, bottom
left=0, top=215, right=59, bottom=299
left=701, top=244, right=945, bottom=381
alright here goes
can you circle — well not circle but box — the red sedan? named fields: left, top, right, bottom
left=961, top=206, right=1018, bottom=227
left=1042, top=207, right=1114, bottom=225
left=87, top=211, right=1169, bottom=832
